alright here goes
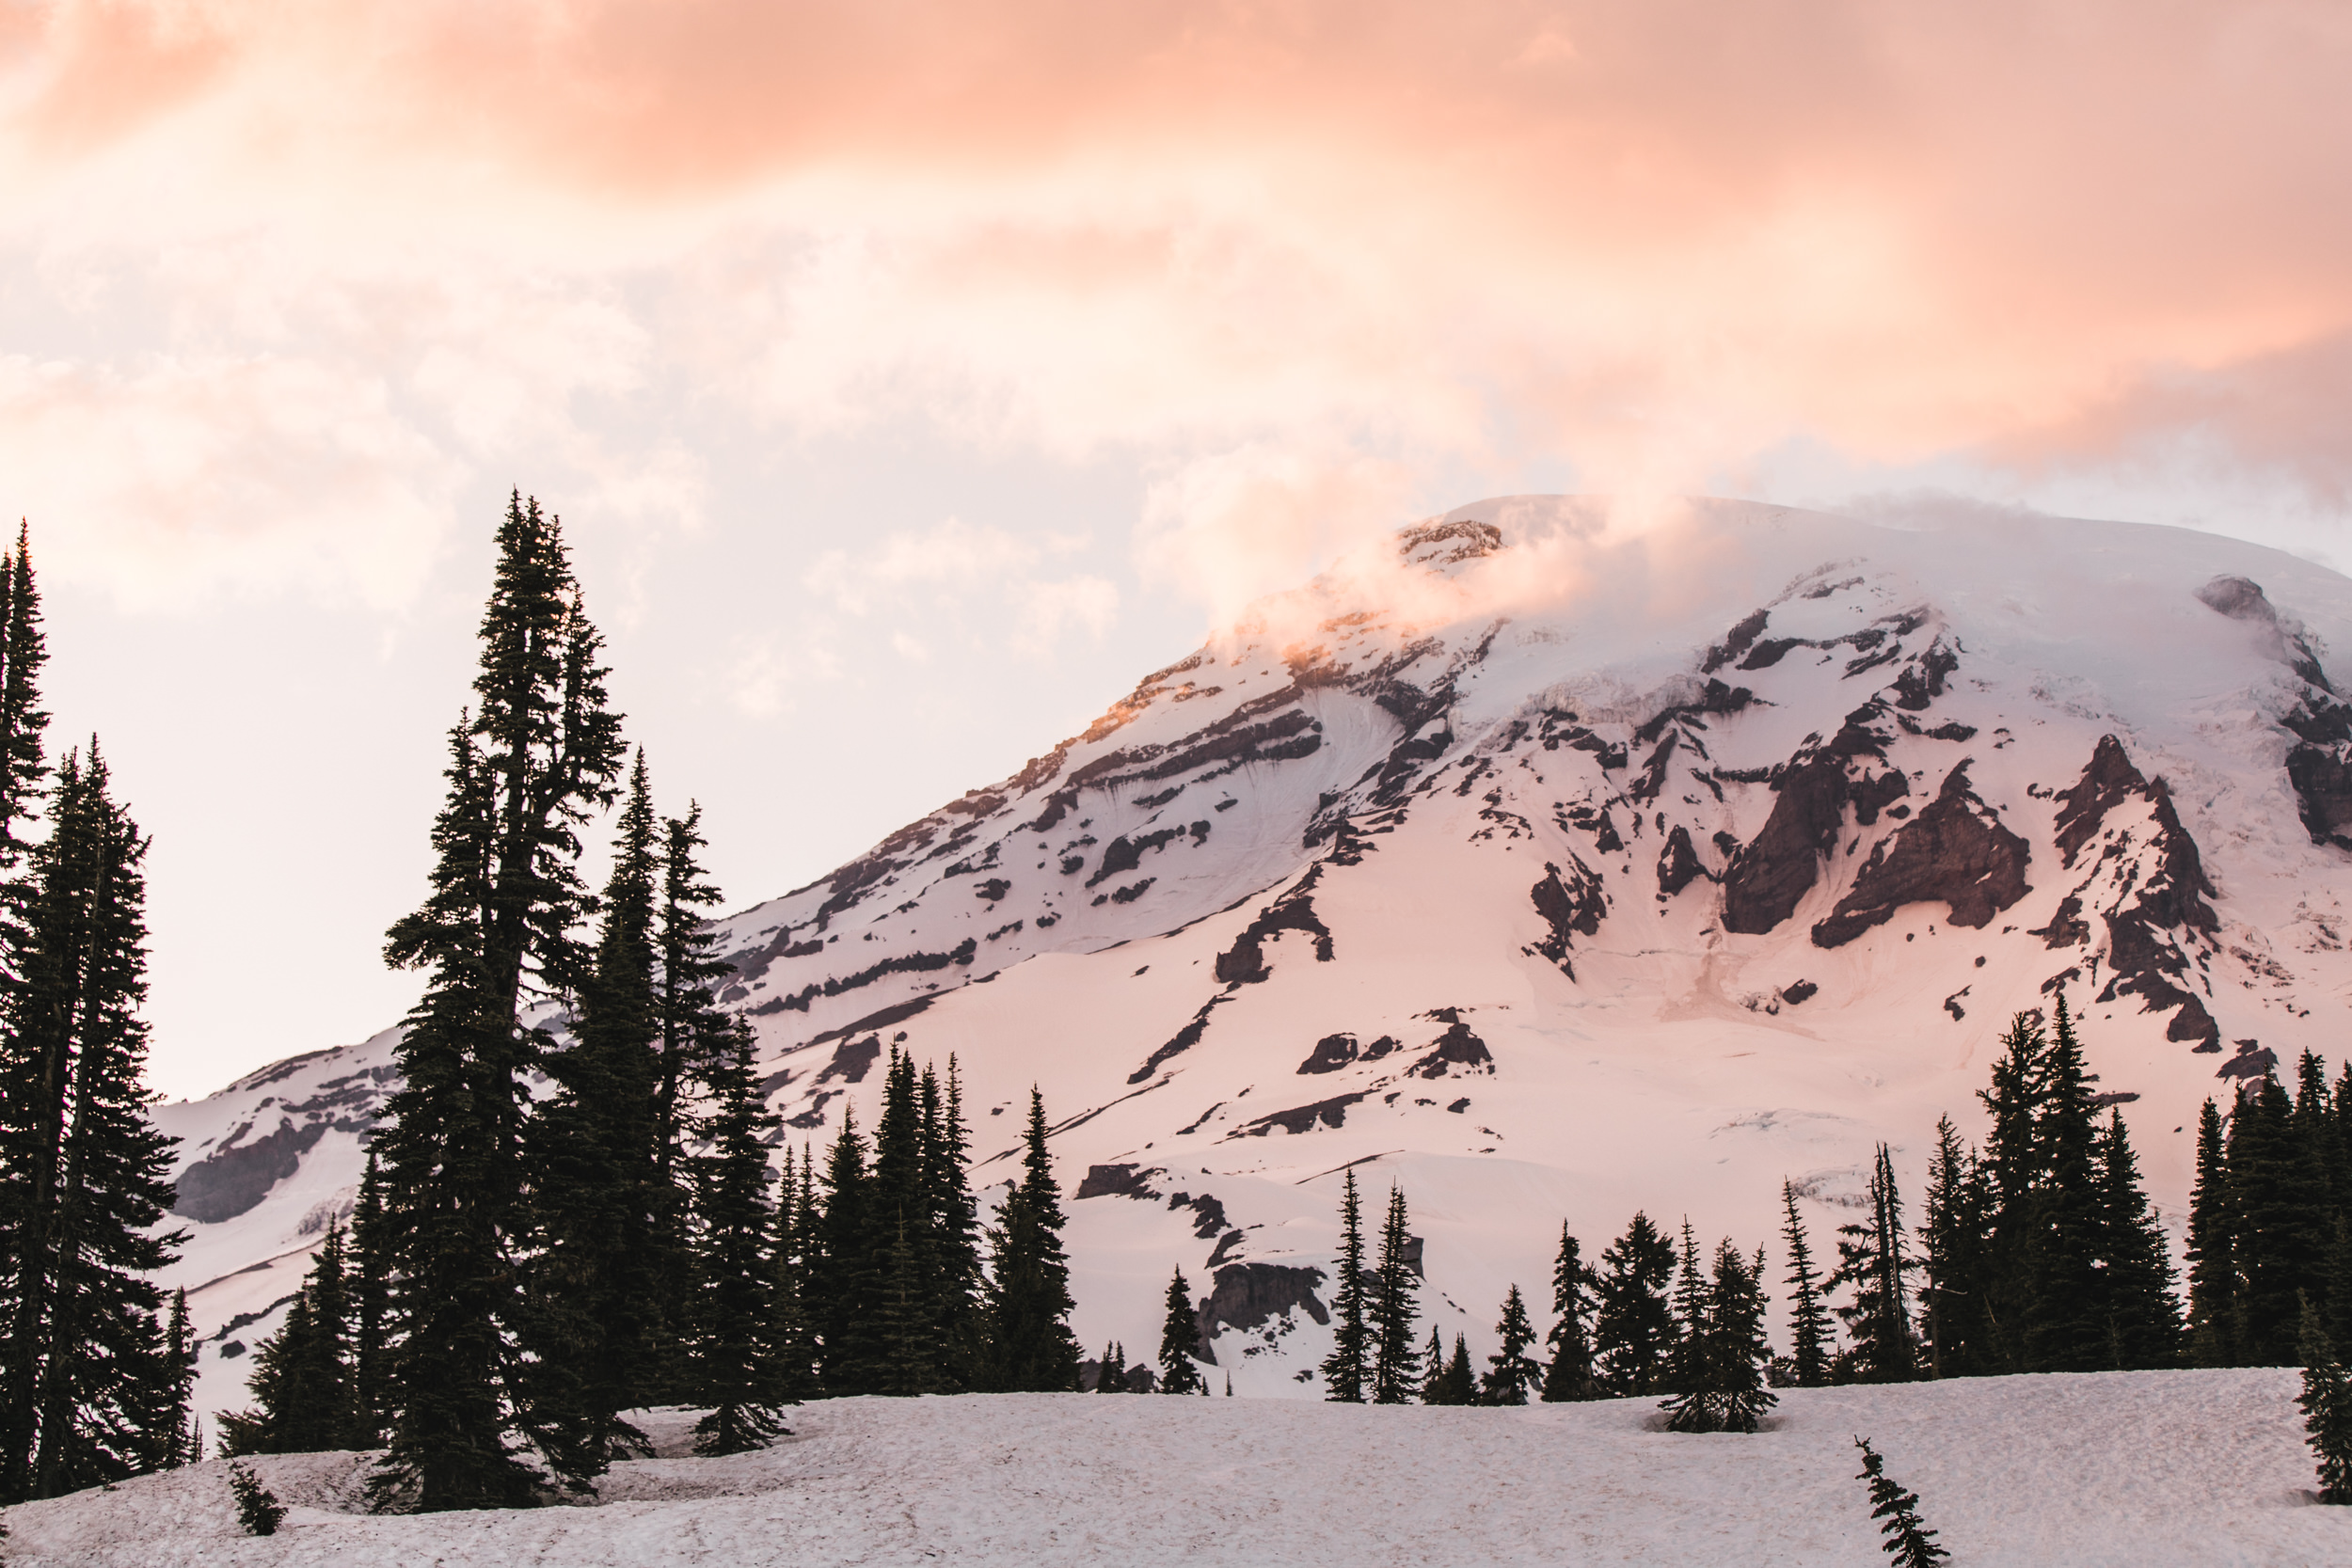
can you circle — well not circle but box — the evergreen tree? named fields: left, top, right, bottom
left=1540, top=1225, right=1597, bottom=1402
left=0, top=526, right=51, bottom=867
left=1157, top=1269, right=1206, bottom=1395
left=0, top=746, right=183, bottom=1502
left=217, top=1227, right=359, bottom=1456
left=920, top=1059, right=983, bottom=1387
left=1592, top=1212, right=1677, bottom=1397
left=230, top=1464, right=286, bottom=1536
left=689, top=1022, right=783, bottom=1455
left=371, top=493, right=627, bottom=1511
left=872, top=1210, right=936, bottom=1397
left=1368, top=1186, right=1422, bottom=1403
left=348, top=1151, right=391, bottom=1444
left=1666, top=1219, right=1708, bottom=1392
left=2232, top=1073, right=2333, bottom=1364
left=1319, top=1170, right=1370, bottom=1402
left=1094, top=1342, right=1126, bottom=1394
left=864, top=1050, right=936, bottom=1396
left=2093, top=1110, right=2184, bottom=1369
left=1829, top=1146, right=1917, bottom=1383
left=2185, top=1098, right=2240, bottom=1368
left=1779, top=1181, right=1836, bottom=1386
left=764, top=1148, right=820, bottom=1407
left=1416, top=1325, right=1450, bottom=1403
left=1974, top=1009, right=2047, bottom=1373
left=811, top=1104, right=871, bottom=1393
left=154, top=1288, right=197, bottom=1468
left=2299, top=1296, right=2352, bottom=1505
left=978, top=1089, right=1081, bottom=1391
left=1916, top=1120, right=1991, bottom=1379
left=522, top=751, right=665, bottom=1478
left=1481, top=1285, right=1541, bottom=1405
left=1660, top=1241, right=1775, bottom=1434
left=652, top=804, right=733, bottom=1175
left=2019, top=996, right=2107, bottom=1372
left=1852, top=1436, right=1950, bottom=1565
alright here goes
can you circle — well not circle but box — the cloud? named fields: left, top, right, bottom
left=7, top=0, right=2352, bottom=610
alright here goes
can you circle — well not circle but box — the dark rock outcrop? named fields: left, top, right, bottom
left=1531, top=858, right=1606, bottom=974
left=1656, top=825, right=1708, bottom=895
left=1411, top=1018, right=1495, bottom=1079
left=174, top=1120, right=329, bottom=1224
left=1195, top=1262, right=1330, bottom=1354
left=1215, top=866, right=1335, bottom=985
left=1238, top=1092, right=1369, bottom=1135
left=1811, top=761, right=2031, bottom=947
left=1298, top=1034, right=1359, bottom=1074
left=1127, top=996, right=1228, bottom=1085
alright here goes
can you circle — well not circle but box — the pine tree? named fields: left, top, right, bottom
left=1482, top=1285, right=1542, bottom=1405
left=1974, top=1009, right=2047, bottom=1374
left=1593, top=1212, right=1676, bottom=1397
left=1540, top=1225, right=1597, bottom=1402
left=2299, top=1296, right=2352, bottom=1504
left=1417, top=1325, right=1450, bottom=1403
left=979, top=1089, right=1080, bottom=1391
left=689, top=1022, right=783, bottom=1454
left=217, top=1226, right=359, bottom=1456
left=0, top=526, right=51, bottom=867
left=811, top=1104, right=871, bottom=1393
left=2093, top=1110, right=2184, bottom=1368
left=920, top=1059, right=983, bottom=1388
left=1666, top=1219, right=1708, bottom=1392
left=155, top=1288, right=197, bottom=1468
left=2233, top=1072, right=2333, bottom=1364
left=0, top=746, right=183, bottom=1503
left=348, top=1151, right=391, bottom=1444
left=1661, top=1241, right=1776, bottom=1433
left=1319, top=1170, right=1370, bottom=1402
left=522, top=751, right=665, bottom=1479
left=764, top=1148, right=820, bottom=1407
left=1368, top=1186, right=1422, bottom=1403
left=370, top=493, right=628, bottom=1512
left=1829, top=1146, right=1917, bottom=1383
left=1852, top=1436, right=1950, bottom=1564
left=2020, top=996, right=2108, bottom=1371
left=1157, top=1269, right=1206, bottom=1395
left=230, top=1463, right=287, bottom=1535
left=1094, top=1342, right=1126, bottom=1394
left=872, top=1210, right=937, bottom=1398
left=865, top=1050, right=937, bottom=1396
left=1916, top=1120, right=1991, bottom=1379
left=1779, top=1181, right=1836, bottom=1386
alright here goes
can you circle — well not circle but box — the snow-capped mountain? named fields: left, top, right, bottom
left=151, top=496, right=2352, bottom=1416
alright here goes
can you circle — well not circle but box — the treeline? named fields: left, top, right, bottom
left=1300, top=998, right=2338, bottom=1424
left=217, top=497, right=1085, bottom=1512
left=0, top=531, right=198, bottom=1504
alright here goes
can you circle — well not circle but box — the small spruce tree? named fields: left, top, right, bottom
left=1157, top=1269, right=1207, bottom=1395
left=1851, top=1436, right=1949, bottom=1565
left=1482, top=1285, right=1542, bottom=1406
left=1779, top=1181, right=1835, bottom=1386
left=1368, top=1187, right=1422, bottom=1403
left=2299, top=1296, right=2352, bottom=1504
left=1319, top=1170, right=1370, bottom=1402
left=1540, top=1225, right=1597, bottom=1402
left=1593, top=1212, right=1677, bottom=1397
left=977, top=1089, right=1081, bottom=1392
left=1416, top=1326, right=1450, bottom=1404
left=229, top=1464, right=286, bottom=1536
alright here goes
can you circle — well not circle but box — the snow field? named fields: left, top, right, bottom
left=1, top=1369, right=2341, bottom=1566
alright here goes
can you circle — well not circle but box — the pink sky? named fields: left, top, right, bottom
left=6, top=0, right=2351, bottom=1091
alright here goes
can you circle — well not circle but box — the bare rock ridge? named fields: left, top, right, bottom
left=1810, top=761, right=2031, bottom=948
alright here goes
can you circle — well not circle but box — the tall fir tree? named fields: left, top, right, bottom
left=979, top=1089, right=1081, bottom=1391
left=689, top=1022, right=783, bottom=1454
left=521, top=750, right=666, bottom=1479
left=347, top=1151, right=392, bottom=1444
left=0, top=745, right=183, bottom=1502
left=1660, top=1241, right=1775, bottom=1434
left=1416, top=1326, right=1451, bottom=1403
left=1592, top=1212, right=1677, bottom=1397
left=1319, top=1169, right=1370, bottom=1402
left=1666, top=1219, right=1708, bottom=1393
left=1481, top=1285, right=1542, bottom=1405
left=2093, top=1110, right=2184, bottom=1369
left=217, top=1226, right=360, bottom=1457
left=1779, top=1181, right=1836, bottom=1387
left=1829, top=1145, right=1917, bottom=1383
left=2182, top=1097, right=2239, bottom=1367
left=0, top=526, right=51, bottom=868
left=1540, top=1225, right=1597, bottom=1402
left=2231, top=1072, right=2333, bottom=1364
left=371, top=494, right=627, bottom=1510
left=1368, top=1186, right=1422, bottom=1404
left=1157, top=1268, right=1207, bottom=1395
left=1916, top=1119, right=1992, bottom=1379
left=863, top=1050, right=935, bottom=1396
left=2019, top=996, right=2108, bottom=1372
left=149, top=1288, right=197, bottom=1469
left=920, top=1059, right=984, bottom=1387
left=764, top=1148, right=820, bottom=1407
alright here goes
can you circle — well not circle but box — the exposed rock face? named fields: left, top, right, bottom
left=1811, top=761, right=2031, bottom=948
left=1722, top=755, right=1854, bottom=934
left=1194, top=1261, right=1330, bottom=1354
left=2042, top=735, right=2222, bottom=1051
left=1656, top=825, right=1708, bottom=895
left=1530, top=858, right=1607, bottom=974
left=174, top=1120, right=329, bottom=1224
left=1297, top=1034, right=1359, bottom=1074
left=1238, top=1092, right=1369, bottom=1135
left=1410, top=1017, right=1495, bottom=1079
left=1215, top=866, right=1334, bottom=985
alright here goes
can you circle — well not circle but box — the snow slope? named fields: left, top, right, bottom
left=150, top=497, right=2352, bottom=1412
left=1, top=1371, right=2343, bottom=1565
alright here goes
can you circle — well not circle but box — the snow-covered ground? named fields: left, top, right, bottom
left=0, top=1370, right=2338, bottom=1565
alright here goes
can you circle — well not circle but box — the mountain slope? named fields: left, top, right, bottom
left=153, top=497, right=2352, bottom=1411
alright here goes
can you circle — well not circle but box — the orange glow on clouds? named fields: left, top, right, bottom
left=5, top=0, right=2352, bottom=607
